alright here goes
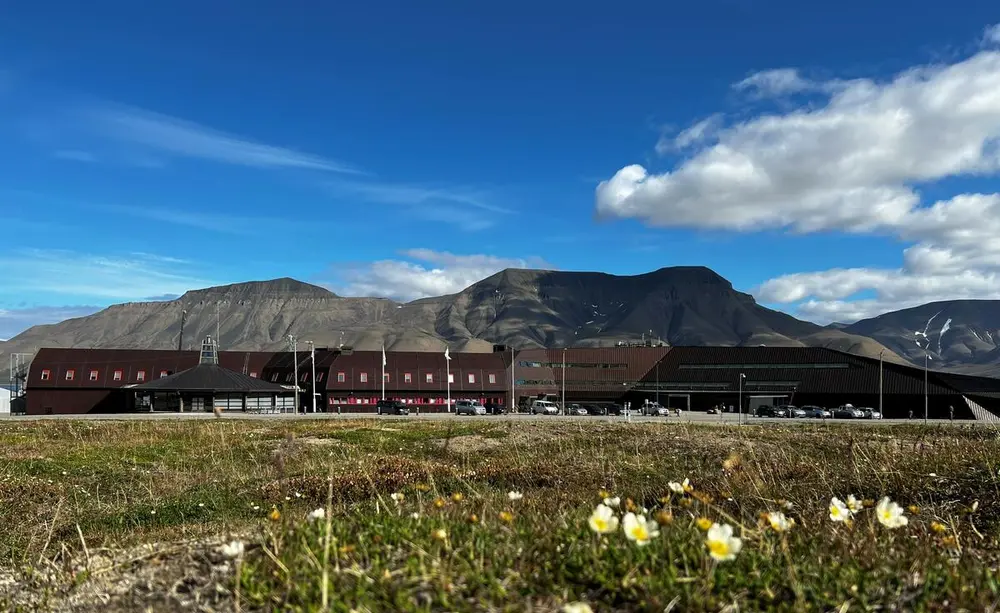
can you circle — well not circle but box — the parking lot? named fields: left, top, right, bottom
left=1, top=410, right=972, bottom=426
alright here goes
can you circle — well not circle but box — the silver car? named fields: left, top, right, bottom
left=802, top=405, right=831, bottom=418
left=455, top=400, right=487, bottom=416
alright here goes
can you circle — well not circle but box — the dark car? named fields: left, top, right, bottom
left=376, top=399, right=409, bottom=416
left=583, top=403, right=608, bottom=415
left=484, top=402, right=506, bottom=415
left=756, top=405, right=787, bottom=418
left=603, top=403, right=625, bottom=416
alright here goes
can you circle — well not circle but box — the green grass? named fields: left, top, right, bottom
left=1, top=418, right=999, bottom=611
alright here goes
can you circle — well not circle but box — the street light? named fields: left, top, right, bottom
left=878, top=349, right=884, bottom=418
left=561, top=348, right=567, bottom=415
left=738, top=373, right=746, bottom=426
left=287, top=335, right=299, bottom=414
left=306, top=340, right=317, bottom=414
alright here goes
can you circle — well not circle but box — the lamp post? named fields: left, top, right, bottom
left=287, top=335, right=299, bottom=414
left=878, top=349, right=884, bottom=418
left=561, top=348, right=567, bottom=415
left=307, top=340, right=317, bottom=414
left=924, top=352, right=929, bottom=425
left=738, top=373, right=746, bottom=426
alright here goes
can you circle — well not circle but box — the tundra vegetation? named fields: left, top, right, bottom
left=0, top=418, right=997, bottom=611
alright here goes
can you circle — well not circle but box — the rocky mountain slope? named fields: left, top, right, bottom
left=0, top=267, right=910, bottom=378
left=843, top=300, right=1000, bottom=376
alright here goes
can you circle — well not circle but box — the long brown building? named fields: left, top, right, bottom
left=19, top=344, right=1000, bottom=420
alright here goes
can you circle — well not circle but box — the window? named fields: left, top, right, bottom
left=404, top=372, right=412, bottom=383
left=316, top=372, right=324, bottom=382
left=300, top=372, right=309, bottom=382
left=489, top=374, right=496, bottom=384
left=383, top=373, right=390, bottom=383
left=426, top=373, right=433, bottom=383
left=40, top=369, right=51, bottom=381
left=89, top=370, right=99, bottom=381
left=136, top=370, right=146, bottom=381
left=270, top=373, right=279, bottom=382
left=159, top=370, right=168, bottom=378
left=113, top=370, right=123, bottom=381
left=249, top=372, right=258, bottom=378
left=360, top=372, right=368, bottom=383
left=337, top=372, right=345, bottom=383
left=678, top=363, right=850, bottom=370
left=468, top=373, right=476, bottom=384
left=448, top=373, right=455, bottom=384
left=66, top=369, right=75, bottom=381
left=285, top=373, right=294, bottom=383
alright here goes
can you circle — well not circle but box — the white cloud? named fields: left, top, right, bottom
left=656, top=114, right=724, bottom=154
left=86, top=105, right=362, bottom=174
left=53, top=149, right=98, bottom=163
left=336, top=249, right=551, bottom=301
left=0, top=249, right=213, bottom=301
left=597, top=39, right=1000, bottom=322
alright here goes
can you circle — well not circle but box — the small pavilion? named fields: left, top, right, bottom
left=131, top=336, right=292, bottom=412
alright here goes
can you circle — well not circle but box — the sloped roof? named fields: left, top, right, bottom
left=131, top=363, right=287, bottom=393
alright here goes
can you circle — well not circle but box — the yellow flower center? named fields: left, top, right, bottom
left=629, top=525, right=649, bottom=541
left=707, top=540, right=730, bottom=557
left=593, top=518, right=608, bottom=531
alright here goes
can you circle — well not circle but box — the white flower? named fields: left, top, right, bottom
left=766, top=511, right=794, bottom=532
left=198, top=503, right=205, bottom=508
left=588, top=503, right=620, bottom=534
left=603, top=496, right=620, bottom=507
left=622, top=512, right=660, bottom=546
left=705, top=523, right=742, bottom=561
left=220, top=540, right=245, bottom=559
left=846, top=495, right=863, bottom=514
left=876, top=497, right=909, bottom=529
left=390, top=492, right=404, bottom=503
left=508, top=491, right=524, bottom=501
left=308, top=508, right=326, bottom=522
left=829, top=497, right=851, bottom=522
left=668, top=478, right=692, bottom=494
left=410, top=512, right=421, bottom=520
left=294, top=492, right=302, bottom=498
left=563, top=603, right=594, bottom=613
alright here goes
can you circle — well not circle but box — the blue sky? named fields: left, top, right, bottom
left=2, top=1, right=1000, bottom=339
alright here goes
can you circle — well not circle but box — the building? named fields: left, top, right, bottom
left=21, top=344, right=1000, bottom=420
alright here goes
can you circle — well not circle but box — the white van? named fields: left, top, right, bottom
left=455, top=400, right=487, bottom=416
left=531, top=400, right=559, bottom=415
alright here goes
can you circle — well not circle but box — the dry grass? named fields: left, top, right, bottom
left=0, top=419, right=997, bottom=611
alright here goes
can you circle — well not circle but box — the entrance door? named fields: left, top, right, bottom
left=666, top=394, right=690, bottom=411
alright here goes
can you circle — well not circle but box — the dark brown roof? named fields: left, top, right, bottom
left=131, top=363, right=287, bottom=393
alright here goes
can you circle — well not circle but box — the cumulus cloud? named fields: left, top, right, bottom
left=984, top=24, right=1000, bottom=46
left=597, top=38, right=1000, bottom=322
left=656, top=114, right=724, bottom=154
left=336, top=249, right=551, bottom=301
left=732, top=68, right=834, bottom=97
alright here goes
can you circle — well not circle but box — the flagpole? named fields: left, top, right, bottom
left=446, top=346, right=451, bottom=413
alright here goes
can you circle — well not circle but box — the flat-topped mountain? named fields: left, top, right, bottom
left=0, top=266, right=922, bottom=376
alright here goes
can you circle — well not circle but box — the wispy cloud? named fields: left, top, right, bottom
left=53, top=149, right=98, bottom=163
left=0, top=249, right=213, bottom=301
left=0, top=305, right=102, bottom=340
left=84, top=104, right=364, bottom=174
left=328, top=180, right=511, bottom=214
left=97, top=204, right=296, bottom=235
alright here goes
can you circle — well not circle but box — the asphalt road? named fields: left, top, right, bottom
left=0, top=411, right=981, bottom=426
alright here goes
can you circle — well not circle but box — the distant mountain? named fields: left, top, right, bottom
left=843, top=300, right=1000, bottom=376
left=0, top=267, right=910, bottom=377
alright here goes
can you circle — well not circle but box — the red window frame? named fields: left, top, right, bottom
left=360, top=372, right=368, bottom=383
left=337, top=372, right=345, bottom=383
left=426, top=373, right=433, bottom=383
left=66, top=369, right=75, bottom=381
left=136, top=370, right=146, bottom=381
left=383, top=373, right=390, bottom=383
left=249, top=371, right=258, bottom=378
left=316, top=372, right=325, bottom=382
left=468, top=373, right=475, bottom=384
left=404, top=372, right=412, bottom=383
left=113, top=370, right=123, bottom=381
left=489, top=374, right=496, bottom=384
left=40, top=369, right=51, bottom=381
left=89, top=370, right=99, bottom=381
left=159, top=370, right=168, bottom=378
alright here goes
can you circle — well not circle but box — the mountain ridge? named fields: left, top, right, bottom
left=4, top=265, right=990, bottom=376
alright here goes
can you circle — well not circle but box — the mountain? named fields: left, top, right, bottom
left=843, top=300, right=1000, bottom=376
left=0, top=267, right=908, bottom=377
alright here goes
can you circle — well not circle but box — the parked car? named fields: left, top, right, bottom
left=755, top=405, right=787, bottom=417
left=455, top=399, right=487, bottom=416
left=484, top=402, right=506, bottom=415
left=582, top=403, right=608, bottom=415
left=566, top=403, right=589, bottom=416
left=376, top=400, right=409, bottom=416
left=531, top=400, right=560, bottom=415
left=604, top=403, right=624, bottom=416
left=779, top=405, right=807, bottom=418
left=859, top=407, right=883, bottom=419
left=641, top=402, right=670, bottom=416
left=802, top=405, right=831, bottom=418
left=832, top=405, right=864, bottom=419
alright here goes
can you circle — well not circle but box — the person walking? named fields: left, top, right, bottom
left=909, top=409, right=914, bottom=420
left=949, top=405, right=954, bottom=421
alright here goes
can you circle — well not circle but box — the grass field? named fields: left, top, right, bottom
left=0, top=418, right=998, bottom=611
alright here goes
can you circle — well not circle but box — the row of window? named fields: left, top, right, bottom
left=275, top=371, right=498, bottom=385
left=327, top=397, right=504, bottom=405
left=517, top=361, right=628, bottom=369
left=40, top=368, right=182, bottom=382
left=677, top=363, right=850, bottom=370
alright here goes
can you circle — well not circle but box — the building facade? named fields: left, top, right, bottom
left=22, top=345, right=1000, bottom=420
